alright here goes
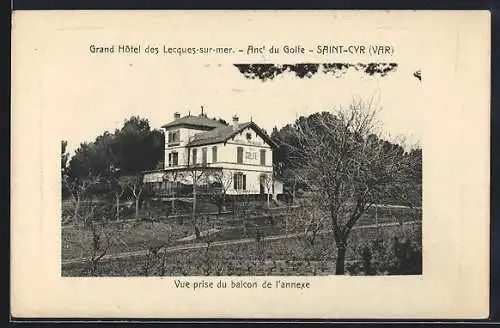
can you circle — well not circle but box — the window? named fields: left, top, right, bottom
left=246, top=132, right=252, bottom=140
left=260, top=149, right=266, bottom=165
left=167, top=130, right=180, bottom=145
left=233, top=173, right=246, bottom=191
left=172, top=152, right=178, bottom=166
left=212, top=146, right=217, bottom=163
left=192, top=148, right=197, bottom=165
left=237, top=147, right=244, bottom=164
left=202, top=147, right=207, bottom=166
left=168, top=153, right=172, bottom=167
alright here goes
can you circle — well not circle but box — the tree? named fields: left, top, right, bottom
left=282, top=169, right=300, bottom=204
left=234, top=191, right=252, bottom=238
left=66, top=117, right=163, bottom=182
left=293, top=199, right=327, bottom=248
left=211, top=170, right=233, bottom=215
left=186, top=167, right=207, bottom=234
left=109, top=174, right=128, bottom=221
left=63, top=116, right=164, bottom=222
left=234, top=63, right=398, bottom=82
left=289, top=98, right=421, bottom=274
left=164, top=171, right=180, bottom=215
left=67, top=132, right=117, bottom=181
left=261, top=174, right=273, bottom=208
left=61, top=140, right=71, bottom=199
left=61, top=140, right=69, bottom=175
left=271, top=124, right=303, bottom=203
left=113, top=116, right=164, bottom=175
left=62, top=174, right=100, bottom=224
left=122, top=175, right=144, bottom=220
left=86, top=221, right=115, bottom=275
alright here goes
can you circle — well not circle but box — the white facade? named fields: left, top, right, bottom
left=145, top=114, right=282, bottom=196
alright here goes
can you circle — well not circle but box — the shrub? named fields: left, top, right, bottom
left=348, top=233, right=422, bottom=276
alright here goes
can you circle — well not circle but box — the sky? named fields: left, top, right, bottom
left=51, top=58, right=423, bottom=155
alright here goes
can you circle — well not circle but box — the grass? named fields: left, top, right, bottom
left=62, top=222, right=421, bottom=276
left=62, top=220, right=193, bottom=260
left=62, top=202, right=421, bottom=261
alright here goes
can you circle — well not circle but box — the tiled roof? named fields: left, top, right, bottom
left=188, top=122, right=253, bottom=147
left=188, top=122, right=278, bottom=148
left=161, top=115, right=227, bottom=129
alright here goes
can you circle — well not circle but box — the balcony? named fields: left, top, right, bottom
left=167, top=141, right=180, bottom=147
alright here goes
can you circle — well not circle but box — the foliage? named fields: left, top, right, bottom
left=234, top=63, right=398, bottom=82
left=66, top=116, right=164, bottom=182
left=273, top=98, right=422, bottom=274
left=347, top=233, right=422, bottom=276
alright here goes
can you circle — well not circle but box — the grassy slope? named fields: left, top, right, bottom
left=62, top=222, right=421, bottom=276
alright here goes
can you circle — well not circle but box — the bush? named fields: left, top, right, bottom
left=388, top=236, right=422, bottom=275
left=348, top=234, right=422, bottom=276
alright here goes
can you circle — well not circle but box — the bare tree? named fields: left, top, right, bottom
left=167, top=171, right=180, bottom=215
left=141, top=222, right=176, bottom=276
left=123, top=175, right=144, bottom=220
left=142, top=243, right=168, bottom=276
left=290, top=98, right=420, bottom=274
left=235, top=191, right=252, bottom=237
left=282, top=169, right=299, bottom=204
left=261, top=174, right=273, bottom=208
left=293, top=199, right=327, bottom=247
left=111, top=176, right=127, bottom=221
left=186, top=167, right=207, bottom=234
left=62, top=175, right=100, bottom=225
left=198, top=214, right=219, bottom=276
left=87, top=221, right=114, bottom=275
left=211, top=170, right=233, bottom=215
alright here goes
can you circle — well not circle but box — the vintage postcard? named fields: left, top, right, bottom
left=11, top=10, right=490, bottom=318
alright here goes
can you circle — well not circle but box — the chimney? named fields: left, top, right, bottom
left=174, top=112, right=181, bottom=120
left=232, top=115, right=239, bottom=131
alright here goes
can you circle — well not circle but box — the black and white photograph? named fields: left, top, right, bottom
left=60, top=61, right=423, bottom=277
left=12, top=11, right=489, bottom=318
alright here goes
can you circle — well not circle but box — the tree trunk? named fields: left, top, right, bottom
left=335, top=244, right=347, bottom=275
left=73, top=195, right=80, bottom=223
left=292, top=183, right=296, bottom=204
left=115, top=194, right=120, bottom=221
left=171, top=185, right=176, bottom=214
left=267, top=192, right=270, bottom=208
left=284, top=217, right=288, bottom=254
left=192, top=181, right=197, bottom=231
left=135, top=196, right=140, bottom=220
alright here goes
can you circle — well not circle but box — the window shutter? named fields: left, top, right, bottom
left=212, top=146, right=217, bottom=163
left=233, top=173, right=238, bottom=189
left=192, top=149, right=197, bottom=165
left=202, top=147, right=207, bottom=166
left=237, top=147, right=243, bottom=164
left=168, top=153, right=172, bottom=167
left=243, top=175, right=246, bottom=190
left=260, top=150, right=266, bottom=165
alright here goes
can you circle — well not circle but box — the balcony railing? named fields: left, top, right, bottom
left=146, top=183, right=223, bottom=198
left=167, top=142, right=180, bottom=147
